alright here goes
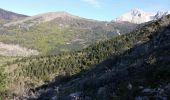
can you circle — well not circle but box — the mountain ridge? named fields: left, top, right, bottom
left=0, top=8, right=28, bottom=25
left=4, top=11, right=85, bottom=27
left=0, top=7, right=169, bottom=25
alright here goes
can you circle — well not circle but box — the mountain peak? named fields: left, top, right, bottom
left=37, top=11, right=80, bottom=20
left=130, top=8, right=146, bottom=16
left=114, top=8, right=152, bottom=24
left=114, top=8, right=169, bottom=24
left=154, top=11, right=170, bottom=19
left=41, top=11, right=73, bottom=16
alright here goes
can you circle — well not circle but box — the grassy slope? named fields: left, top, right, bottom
left=1, top=23, right=85, bottom=54
left=0, top=20, right=136, bottom=55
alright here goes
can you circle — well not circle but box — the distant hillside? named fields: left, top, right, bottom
left=0, top=13, right=169, bottom=99
left=0, top=11, right=137, bottom=55
left=4, top=12, right=81, bottom=27
left=0, top=8, right=28, bottom=25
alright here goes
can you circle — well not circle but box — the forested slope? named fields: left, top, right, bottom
left=34, top=15, right=170, bottom=100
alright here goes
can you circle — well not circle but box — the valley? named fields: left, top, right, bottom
left=0, top=6, right=169, bottom=100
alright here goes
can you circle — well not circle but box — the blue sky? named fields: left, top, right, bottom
left=0, top=0, right=170, bottom=21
